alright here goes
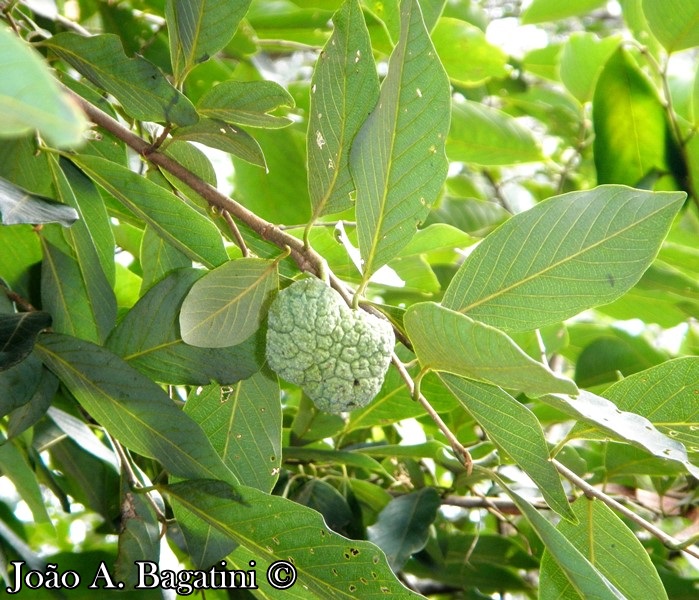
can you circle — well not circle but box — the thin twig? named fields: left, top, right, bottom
left=221, top=209, right=250, bottom=257
left=553, top=459, right=699, bottom=560
left=391, top=353, right=473, bottom=473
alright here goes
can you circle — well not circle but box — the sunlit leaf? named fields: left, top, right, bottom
left=185, top=375, right=281, bottom=492
left=560, top=32, right=621, bottom=103
left=545, top=389, right=699, bottom=478
left=447, top=100, right=542, bottom=166
left=593, top=47, right=671, bottom=186
left=107, top=269, right=260, bottom=385
left=642, top=0, right=699, bottom=52
left=433, top=17, right=509, bottom=86
left=522, top=0, right=606, bottom=23
left=442, top=186, right=685, bottom=331
left=0, top=26, right=87, bottom=147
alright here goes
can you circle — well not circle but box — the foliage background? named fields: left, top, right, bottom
left=1, top=0, right=699, bottom=598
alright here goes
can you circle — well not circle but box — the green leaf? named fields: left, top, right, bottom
left=440, top=374, right=575, bottom=521
left=0, top=353, right=42, bottom=418
left=43, top=33, right=197, bottom=126
left=642, top=0, right=699, bottom=53
left=446, top=100, right=542, bottom=166
left=283, top=447, right=389, bottom=475
left=570, top=357, right=699, bottom=471
left=350, top=0, right=451, bottom=281
left=593, top=47, right=671, bottom=186
left=293, top=479, right=354, bottom=534
left=487, top=474, right=625, bottom=600
left=0, top=176, right=78, bottom=227
left=0, top=432, right=51, bottom=524
left=139, top=225, right=190, bottom=294
left=35, top=332, right=238, bottom=484
left=171, top=118, right=266, bottom=167
left=69, top=154, right=228, bottom=269
left=540, top=498, right=668, bottom=600
left=198, top=80, right=294, bottom=128
left=47, top=156, right=116, bottom=343
left=40, top=236, right=112, bottom=344
left=560, top=33, right=621, bottom=103
left=442, top=186, right=685, bottom=331
left=0, top=312, right=52, bottom=371
left=185, top=375, right=282, bottom=492
left=162, top=479, right=421, bottom=598
left=0, top=26, right=87, bottom=147
left=107, top=269, right=260, bottom=385
left=308, top=0, right=380, bottom=218
left=522, top=0, right=606, bottom=23
left=5, top=367, right=57, bottom=439
left=232, top=127, right=311, bottom=225
left=432, top=17, right=509, bottom=86
left=115, top=489, right=161, bottom=588
left=405, top=302, right=578, bottom=395
left=367, top=487, right=440, bottom=571
left=545, top=389, right=699, bottom=478
left=166, top=0, right=252, bottom=83
left=179, top=258, right=277, bottom=348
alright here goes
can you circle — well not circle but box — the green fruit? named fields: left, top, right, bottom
left=265, top=278, right=395, bottom=413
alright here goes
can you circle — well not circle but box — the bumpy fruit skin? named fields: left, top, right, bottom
left=266, top=278, right=395, bottom=414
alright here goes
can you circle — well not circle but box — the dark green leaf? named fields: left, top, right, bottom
left=405, top=302, right=578, bottom=395
left=5, top=367, right=57, bottom=439
left=69, top=154, right=228, bottom=269
left=107, top=269, right=261, bottom=385
left=0, top=312, right=52, bottom=371
left=162, top=479, right=421, bottom=598
left=0, top=352, right=42, bottom=418
left=166, top=0, right=252, bottom=82
left=35, top=332, right=238, bottom=484
left=367, top=487, right=441, bottom=571
left=293, top=479, right=354, bottom=534
left=43, top=33, right=197, bottom=126
left=442, top=186, right=685, bottom=331
left=0, top=176, right=78, bottom=227
left=351, top=0, right=451, bottom=281
left=198, top=80, right=294, bottom=128
left=308, top=0, right=379, bottom=218
left=179, top=258, right=277, bottom=348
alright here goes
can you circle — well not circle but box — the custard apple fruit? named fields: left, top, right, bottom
left=266, top=278, right=395, bottom=413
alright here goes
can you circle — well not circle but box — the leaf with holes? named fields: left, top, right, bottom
left=350, top=0, right=450, bottom=282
